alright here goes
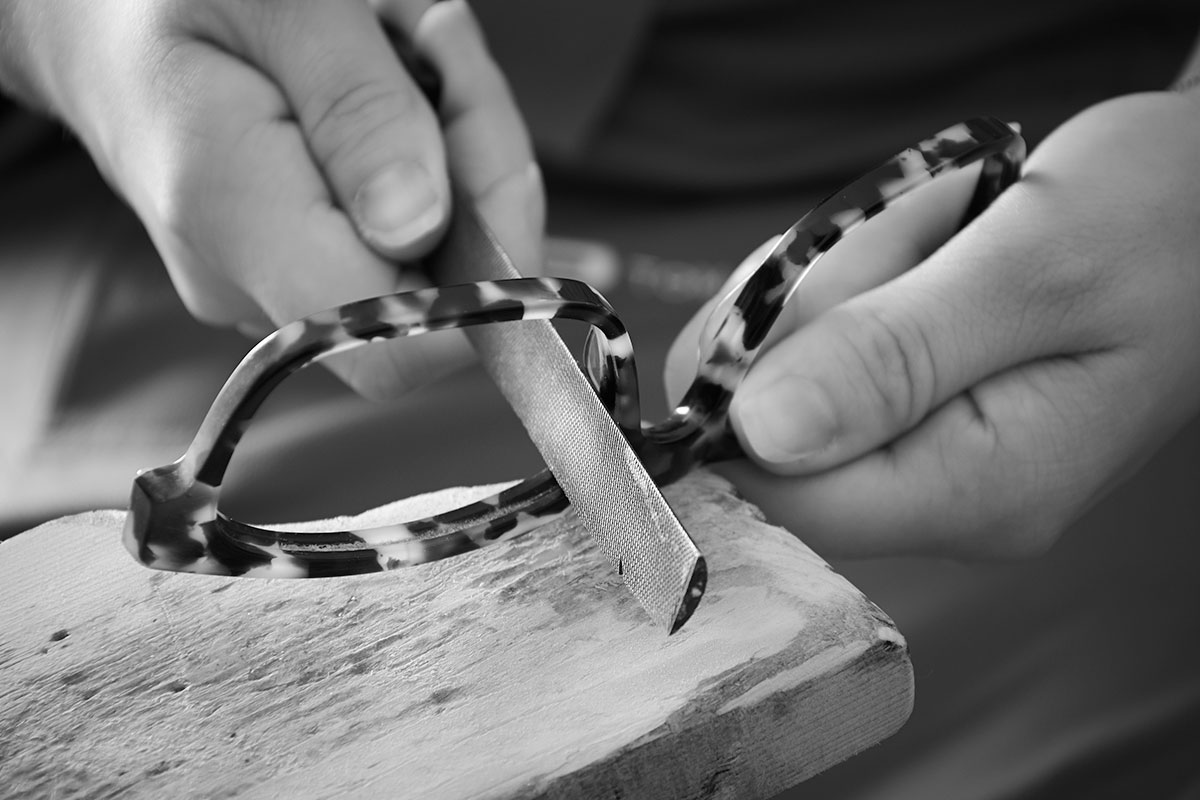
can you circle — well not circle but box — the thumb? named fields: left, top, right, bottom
left=411, top=0, right=544, bottom=274
left=240, top=0, right=450, bottom=259
left=729, top=180, right=1098, bottom=475
left=730, top=291, right=959, bottom=473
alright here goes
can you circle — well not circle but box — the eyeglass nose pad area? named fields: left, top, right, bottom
left=583, top=325, right=644, bottom=435
left=583, top=327, right=610, bottom=404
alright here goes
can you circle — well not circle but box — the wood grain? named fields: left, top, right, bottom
left=0, top=471, right=911, bottom=799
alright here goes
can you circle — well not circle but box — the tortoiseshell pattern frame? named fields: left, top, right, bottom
left=125, top=117, right=1025, bottom=578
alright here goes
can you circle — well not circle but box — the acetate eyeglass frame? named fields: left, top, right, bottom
left=125, top=116, right=1025, bottom=578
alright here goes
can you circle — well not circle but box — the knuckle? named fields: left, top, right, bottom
left=144, top=162, right=253, bottom=329
left=159, top=245, right=238, bottom=326
left=977, top=183, right=1118, bottom=347
left=841, top=304, right=937, bottom=431
left=144, top=134, right=213, bottom=249
left=304, top=77, right=416, bottom=168
left=1025, top=236, right=1106, bottom=329
left=921, top=395, right=1071, bottom=559
left=232, top=0, right=306, bottom=50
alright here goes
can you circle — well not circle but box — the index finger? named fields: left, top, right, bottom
left=212, top=0, right=452, bottom=259
left=405, top=0, right=545, bottom=275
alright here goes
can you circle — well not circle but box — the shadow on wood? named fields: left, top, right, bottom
left=0, top=470, right=911, bottom=799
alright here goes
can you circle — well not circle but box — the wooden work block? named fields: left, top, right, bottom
left=0, top=471, right=911, bottom=799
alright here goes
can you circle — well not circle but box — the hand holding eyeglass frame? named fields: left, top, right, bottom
left=125, top=117, right=1025, bottom=584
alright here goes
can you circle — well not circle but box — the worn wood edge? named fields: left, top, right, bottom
left=530, top=637, right=913, bottom=799
left=0, top=471, right=912, bottom=800
left=252, top=472, right=914, bottom=796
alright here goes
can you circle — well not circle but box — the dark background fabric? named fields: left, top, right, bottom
left=0, top=98, right=68, bottom=177
left=479, top=0, right=1198, bottom=197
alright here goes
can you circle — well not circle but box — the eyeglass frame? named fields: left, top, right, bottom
left=124, top=116, right=1025, bottom=579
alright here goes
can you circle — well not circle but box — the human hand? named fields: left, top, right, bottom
left=0, top=0, right=542, bottom=398
left=665, top=92, right=1200, bottom=558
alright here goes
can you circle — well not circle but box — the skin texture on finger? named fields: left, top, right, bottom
left=123, top=40, right=291, bottom=328
left=205, top=0, right=451, bottom=259
left=134, top=40, right=396, bottom=319
left=409, top=0, right=545, bottom=274
left=140, top=35, right=472, bottom=399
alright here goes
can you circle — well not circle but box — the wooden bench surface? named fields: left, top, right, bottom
left=0, top=471, right=911, bottom=799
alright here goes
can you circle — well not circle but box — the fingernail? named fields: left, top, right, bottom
left=736, top=374, right=840, bottom=464
left=355, top=161, right=443, bottom=250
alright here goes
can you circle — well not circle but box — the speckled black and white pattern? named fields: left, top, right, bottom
left=125, top=278, right=638, bottom=577
left=125, top=117, right=1024, bottom=579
